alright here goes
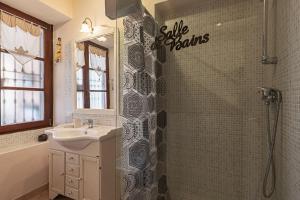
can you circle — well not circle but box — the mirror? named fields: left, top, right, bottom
left=74, top=29, right=116, bottom=110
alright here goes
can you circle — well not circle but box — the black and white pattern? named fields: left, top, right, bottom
left=122, top=171, right=142, bottom=195
left=123, top=71, right=135, bottom=90
left=143, top=16, right=156, bottom=37
left=123, top=91, right=145, bottom=119
left=124, top=18, right=135, bottom=40
left=128, top=44, right=145, bottom=70
left=122, top=7, right=168, bottom=200
left=133, top=71, right=152, bottom=95
left=129, top=139, right=150, bottom=170
left=145, top=55, right=154, bottom=75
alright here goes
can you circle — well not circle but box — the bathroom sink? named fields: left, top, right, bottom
left=48, top=125, right=116, bottom=150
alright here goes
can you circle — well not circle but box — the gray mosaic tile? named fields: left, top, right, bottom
left=158, top=175, right=168, bottom=194
left=157, top=111, right=167, bottom=129
left=133, top=71, right=152, bottom=95
left=156, top=45, right=166, bottom=63
left=143, top=15, right=156, bottom=37
left=155, top=128, right=163, bottom=147
left=145, top=55, right=154, bottom=75
left=128, top=44, right=145, bottom=70
left=143, top=167, right=154, bottom=188
left=156, top=78, right=167, bottom=96
left=147, top=95, right=155, bottom=113
left=129, top=139, right=150, bottom=170
left=122, top=171, right=142, bottom=195
left=123, top=91, right=144, bottom=119
left=155, top=61, right=163, bottom=78
left=123, top=71, right=135, bottom=90
left=124, top=18, right=135, bottom=40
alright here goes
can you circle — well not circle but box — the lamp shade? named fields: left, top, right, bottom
left=80, top=22, right=90, bottom=33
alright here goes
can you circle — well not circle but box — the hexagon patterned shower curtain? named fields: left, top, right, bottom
left=121, top=6, right=168, bottom=200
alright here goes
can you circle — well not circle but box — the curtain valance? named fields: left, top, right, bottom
left=89, top=46, right=106, bottom=72
left=0, top=11, right=43, bottom=65
left=89, top=45, right=106, bottom=57
left=1, top=12, right=41, bottom=36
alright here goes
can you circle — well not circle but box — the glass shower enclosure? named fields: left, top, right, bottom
left=112, top=0, right=278, bottom=199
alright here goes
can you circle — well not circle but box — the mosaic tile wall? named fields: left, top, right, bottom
left=0, top=128, right=48, bottom=150
left=158, top=0, right=273, bottom=199
left=120, top=6, right=168, bottom=200
left=272, top=0, right=300, bottom=199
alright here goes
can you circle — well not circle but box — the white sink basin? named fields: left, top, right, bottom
left=48, top=125, right=116, bottom=150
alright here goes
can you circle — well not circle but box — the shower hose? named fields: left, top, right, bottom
left=263, top=101, right=281, bottom=198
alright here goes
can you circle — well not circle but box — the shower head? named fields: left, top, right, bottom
left=257, top=87, right=282, bottom=104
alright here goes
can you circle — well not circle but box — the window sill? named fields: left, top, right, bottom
left=0, top=121, right=52, bottom=135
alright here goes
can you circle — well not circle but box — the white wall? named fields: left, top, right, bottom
left=0, top=142, right=49, bottom=200
left=39, top=0, right=74, bottom=19
left=53, top=0, right=116, bottom=125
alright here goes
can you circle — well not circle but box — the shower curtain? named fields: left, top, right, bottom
left=121, top=5, right=168, bottom=200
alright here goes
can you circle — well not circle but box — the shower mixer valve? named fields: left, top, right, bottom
left=257, top=87, right=282, bottom=104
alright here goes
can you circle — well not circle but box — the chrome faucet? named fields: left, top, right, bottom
left=87, top=119, right=94, bottom=128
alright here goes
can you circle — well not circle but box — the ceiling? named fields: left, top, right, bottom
left=0, top=0, right=72, bottom=25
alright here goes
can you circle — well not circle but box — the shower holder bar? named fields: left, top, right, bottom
left=262, top=0, right=278, bottom=65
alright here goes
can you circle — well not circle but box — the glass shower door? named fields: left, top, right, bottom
left=115, top=0, right=271, bottom=200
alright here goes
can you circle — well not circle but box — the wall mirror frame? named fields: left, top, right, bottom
left=72, top=26, right=119, bottom=117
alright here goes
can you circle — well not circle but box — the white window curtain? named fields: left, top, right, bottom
left=0, top=11, right=43, bottom=65
left=75, top=42, right=85, bottom=69
left=89, top=46, right=107, bottom=91
left=89, top=45, right=106, bottom=71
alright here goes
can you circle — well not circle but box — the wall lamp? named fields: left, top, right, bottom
left=80, top=17, right=94, bottom=33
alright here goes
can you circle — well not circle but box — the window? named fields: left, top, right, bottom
left=0, top=3, right=53, bottom=134
left=76, top=41, right=110, bottom=109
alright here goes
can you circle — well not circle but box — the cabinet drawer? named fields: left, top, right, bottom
left=66, top=175, right=79, bottom=189
left=66, top=164, right=80, bottom=177
left=65, top=186, right=79, bottom=200
left=66, top=153, right=79, bottom=165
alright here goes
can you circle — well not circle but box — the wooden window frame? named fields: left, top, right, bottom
left=79, top=41, right=110, bottom=109
left=0, top=2, right=53, bottom=134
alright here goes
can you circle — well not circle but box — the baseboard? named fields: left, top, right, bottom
left=15, top=184, right=48, bottom=200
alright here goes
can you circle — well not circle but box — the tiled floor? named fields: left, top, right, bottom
left=23, top=189, right=48, bottom=200
left=25, top=189, right=72, bottom=200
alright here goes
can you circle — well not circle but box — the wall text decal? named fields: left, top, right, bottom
left=151, top=20, right=210, bottom=52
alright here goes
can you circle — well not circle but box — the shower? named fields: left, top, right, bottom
left=258, top=87, right=282, bottom=198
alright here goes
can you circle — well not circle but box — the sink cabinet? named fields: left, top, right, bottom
left=80, top=156, right=100, bottom=200
left=48, top=129, right=119, bottom=200
left=49, top=150, right=65, bottom=195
